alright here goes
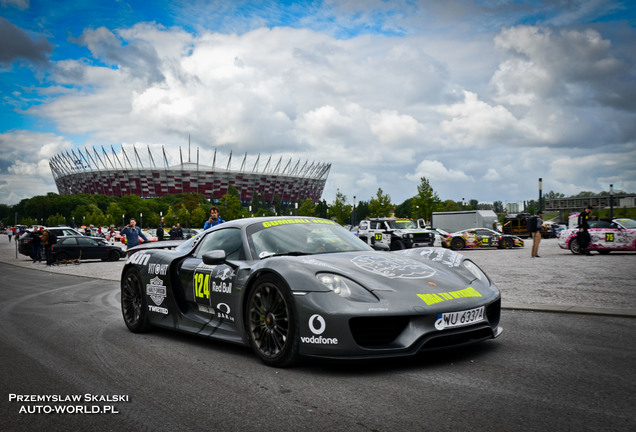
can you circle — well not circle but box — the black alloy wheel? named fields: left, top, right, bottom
left=246, top=275, right=299, bottom=367
left=121, top=268, right=151, bottom=333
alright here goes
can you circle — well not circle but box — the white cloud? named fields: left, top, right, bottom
left=2, top=3, right=635, bottom=207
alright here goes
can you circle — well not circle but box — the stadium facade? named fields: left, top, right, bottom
left=49, top=145, right=331, bottom=203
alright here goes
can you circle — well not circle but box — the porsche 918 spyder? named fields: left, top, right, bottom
left=121, top=217, right=502, bottom=367
left=441, top=228, right=524, bottom=250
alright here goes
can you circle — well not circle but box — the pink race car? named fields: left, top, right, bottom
left=558, top=218, right=636, bottom=254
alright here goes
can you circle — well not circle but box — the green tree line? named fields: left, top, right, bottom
left=0, top=178, right=631, bottom=228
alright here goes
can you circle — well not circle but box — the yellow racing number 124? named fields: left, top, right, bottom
left=194, top=272, right=210, bottom=299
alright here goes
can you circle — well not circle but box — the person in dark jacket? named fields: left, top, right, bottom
left=157, top=224, right=164, bottom=241
left=30, top=228, right=43, bottom=262
left=577, top=206, right=593, bottom=255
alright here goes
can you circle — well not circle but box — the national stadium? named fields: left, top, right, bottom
left=49, top=145, right=331, bottom=203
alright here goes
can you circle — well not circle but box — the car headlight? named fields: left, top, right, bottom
left=461, top=260, right=491, bottom=286
left=316, top=273, right=378, bottom=302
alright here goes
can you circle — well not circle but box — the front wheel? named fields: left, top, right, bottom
left=501, top=238, right=514, bottom=249
left=121, top=268, right=151, bottom=333
left=390, top=239, right=405, bottom=250
left=246, top=275, right=299, bottom=367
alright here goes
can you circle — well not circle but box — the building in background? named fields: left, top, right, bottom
left=50, top=145, right=331, bottom=204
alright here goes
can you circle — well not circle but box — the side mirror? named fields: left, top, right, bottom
left=202, top=250, right=226, bottom=265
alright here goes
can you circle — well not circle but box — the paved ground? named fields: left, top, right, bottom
left=2, top=234, right=635, bottom=317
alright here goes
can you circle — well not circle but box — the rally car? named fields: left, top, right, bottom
left=441, top=228, right=524, bottom=250
left=121, top=216, right=502, bottom=367
left=558, top=218, right=636, bottom=254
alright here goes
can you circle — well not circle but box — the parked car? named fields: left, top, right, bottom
left=558, top=218, right=636, bottom=254
left=18, top=226, right=83, bottom=256
left=441, top=228, right=524, bottom=250
left=51, top=235, right=126, bottom=262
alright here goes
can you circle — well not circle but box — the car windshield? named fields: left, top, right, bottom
left=617, top=219, right=636, bottom=229
left=247, top=219, right=372, bottom=259
left=387, top=220, right=417, bottom=229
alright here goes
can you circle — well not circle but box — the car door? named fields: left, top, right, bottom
left=472, top=229, right=493, bottom=247
left=178, top=228, right=245, bottom=325
left=76, top=236, right=101, bottom=259
left=58, top=237, right=80, bottom=259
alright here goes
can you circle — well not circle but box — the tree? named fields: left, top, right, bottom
left=329, top=189, right=352, bottom=225
left=354, top=200, right=370, bottom=223
left=368, top=188, right=393, bottom=217
left=412, top=177, right=441, bottom=221
left=220, top=185, right=244, bottom=221
left=493, top=201, right=504, bottom=213
left=314, top=200, right=329, bottom=219
left=298, top=198, right=315, bottom=217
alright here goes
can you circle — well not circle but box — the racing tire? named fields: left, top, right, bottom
left=121, top=268, right=151, bottom=333
left=390, top=239, right=405, bottom=250
left=246, top=275, right=299, bottom=368
left=450, top=238, right=465, bottom=250
left=501, top=238, right=514, bottom=249
left=598, top=250, right=610, bottom=255
left=55, top=252, right=69, bottom=262
left=569, top=238, right=580, bottom=254
left=108, top=250, right=120, bottom=261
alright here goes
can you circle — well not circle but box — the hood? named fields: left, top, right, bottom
left=292, top=248, right=485, bottom=295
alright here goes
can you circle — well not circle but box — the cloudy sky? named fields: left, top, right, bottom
left=1, top=0, right=635, bottom=207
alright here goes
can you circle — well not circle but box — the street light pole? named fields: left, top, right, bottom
left=609, top=184, right=614, bottom=219
left=538, top=178, right=543, bottom=212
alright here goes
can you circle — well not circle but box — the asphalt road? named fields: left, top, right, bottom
left=1, top=235, right=635, bottom=431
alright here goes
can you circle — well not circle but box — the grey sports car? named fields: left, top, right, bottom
left=121, top=216, right=502, bottom=367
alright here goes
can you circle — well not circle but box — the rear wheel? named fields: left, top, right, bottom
left=55, top=252, right=69, bottom=262
left=121, top=268, right=151, bottom=333
left=246, top=275, right=299, bottom=367
left=569, top=238, right=580, bottom=254
left=108, top=250, right=120, bottom=261
left=450, top=238, right=465, bottom=250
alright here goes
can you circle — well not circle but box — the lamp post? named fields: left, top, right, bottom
left=609, top=184, right=614, bottom=219
left=122, top=214, right=125, bottom=227
left=140, top=212, right=143, bottom=229
left=462, top=198, right=465, bottom=211
left=538, top=178, right=543, bottom=212
left=352, top=195, right=356, bottom=225
left=295, top=202, right=298, bottom=216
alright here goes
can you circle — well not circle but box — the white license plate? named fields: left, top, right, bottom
left=435, top=306, right=485, bottom=330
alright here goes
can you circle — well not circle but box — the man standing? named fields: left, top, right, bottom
left=30, top=228, right=42, bottom=262
left=120, top=218, right=148, bottom=248
left=204, top=206, right=225, bottom=230
left=577, top=205, right=593, bottom=255
left=531, top=211, right=544, bottom=258
left=169, top=223, right=183, bottom=240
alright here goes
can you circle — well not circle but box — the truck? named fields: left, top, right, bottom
left=430, top=210, right=498, bottom=233
left=503, top=212, right=552, bottom=238
left=358, top=218, right=435, bottom=250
